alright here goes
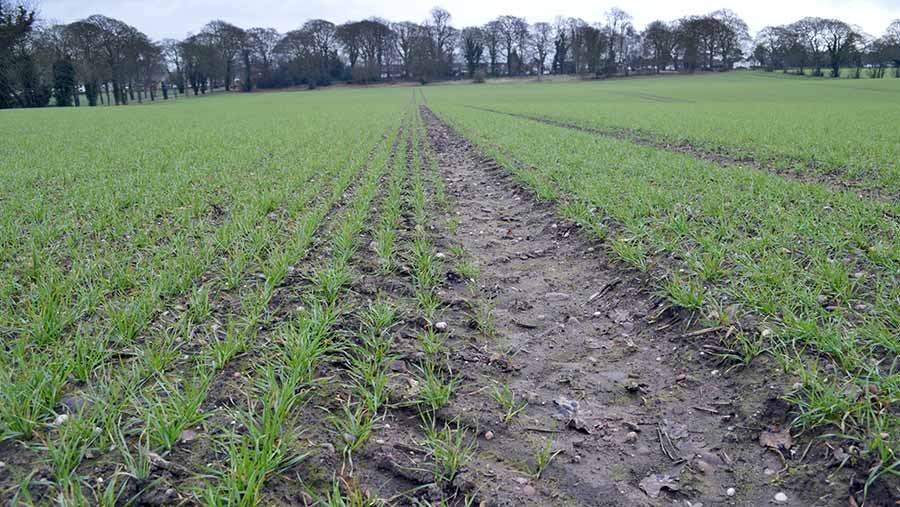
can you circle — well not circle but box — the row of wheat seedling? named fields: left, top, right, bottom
left=432, top=103, right=900, bottom=487
left=404, top=109, right=480, bottom=504
left=2, top=120, right=402, bottom=504
left=196, top=112, right=403, bottom=506
left=0, top=119, right=391, bottom=449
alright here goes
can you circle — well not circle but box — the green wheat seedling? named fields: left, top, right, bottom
left=278, top=318, right=336, bottom=385
left=312, top=263, right=355, bottom=307
left=139, top=328, right=182, bottom=378
left=609, top=238, right=649, bottom=272
left=92, top=472, right=130, bottom=507
left=206, top=317, right=250, bottom=371
left=471, top=297, right=497, bottom=338
left=411, top=235, right=441, bottom=290
left=414, top=289, right=441, bottom=321
left=491, top=383, right=528, bottom=424
left=374, top=226, right=397, bottom=273
left=0, top=359, right=68, bottom=441
left=328, top=401, right=377, bottom=472
left=309, top=476, right=378, bottom=507
left=419, top=418, right=476, bottom=489
left=39, top=412, right=99, bottom=485
left=528, top=438, right=562, bottom=479
left=109, top=424, right=152, bottom=482
left=139, top=375, right=211, bottom=451
left=414, top=362, right=459, bottom=413
left=70, top=331, right=111, bottom=384
left=446, top=217, right=460, bottom=236
left=454, top=259, right=480, bottom=282
left=661, top=274, right=708, bottom=311
left=416, top=328, right=446, bottom=358
left=362, top=298, right=398, bottom=339
left=347, top=355, right=392, bottom=414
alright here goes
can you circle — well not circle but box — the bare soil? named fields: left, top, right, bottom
left=411, top=107, right=866, bottom=506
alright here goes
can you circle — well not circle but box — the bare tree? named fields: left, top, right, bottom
left=495, top=15, right=529, bottom=75
left=246, top=28, right=280, bottom=87
left=821, top=19, right=857, bottom=77
left=530, top=22, right=552, bottom=77
left=483, top=20, right=501, bottom=76
left=711, top=9, right=749, bottom=69
left=643, top=21, right=676, bottom=73
left=391, top=21, right=418, bottom=79
left=427, top=7, right=456, bottom=77
left=884, top=20, right=900, bottom=76
left=550, top=17, right=569, bottom=74
left=460, top=26, right=484, bottom=78
left=605, top=7, right=632, bottom=74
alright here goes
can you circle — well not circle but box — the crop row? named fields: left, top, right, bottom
left=0, top=92, right=409, bottom=503
left=429, top=101, right=900, bottom=486
left=423, top=74, right=900, bottom=195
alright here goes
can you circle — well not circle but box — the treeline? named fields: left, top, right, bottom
left=754, top=18, right=900, bottom=77
left=3, top=0, right=900, bottom=109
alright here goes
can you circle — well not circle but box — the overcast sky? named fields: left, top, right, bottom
left=36, top=0, right=900, bottom=40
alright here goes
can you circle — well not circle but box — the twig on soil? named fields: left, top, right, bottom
left=657, top=422, right=685, bottom=464
left=799, top=439, right=815, bottom=463
left=589, top=278, right=622, bottom=303
left=679, top=326, right=725, bottom=339
left=523, top=426, right=564, bottom=434
left=693, top=406, right=720, bottom=414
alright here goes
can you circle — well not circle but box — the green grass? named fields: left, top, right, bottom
left=5, top=72, right=900, bottom=500
left=424, top=72, right=900, bottom=194
left=427, top=77, right=900, bottom=486
left=0, top=88, right=411, bottom=503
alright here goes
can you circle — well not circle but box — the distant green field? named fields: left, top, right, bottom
left=427, top=72, right=900, bottom=194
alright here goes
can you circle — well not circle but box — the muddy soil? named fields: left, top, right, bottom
left=417, top=107, right=861, bottom=507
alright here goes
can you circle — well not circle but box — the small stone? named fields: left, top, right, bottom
left=695, top=460, right=715, bottom=474
left=436, top=252, right=445, bottom=259
left=624, top=431, right=638, bottom=443
left=522, top=485, right=536, bottom=496
left=53, top=414, right=69, bottom=426
left=179, top=429, right=198, bottom=442
left=434, top=321, right=449, bottom=331
left=726, top=487, right=736, bottom=497
left=484, top=430, right=494, bottom=441
left=774, top=492, right=788, bottom=503
left=60, top=396, right=90, bottom=414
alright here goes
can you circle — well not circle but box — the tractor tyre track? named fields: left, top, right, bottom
left=420, top=106, right=850, bottom=507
